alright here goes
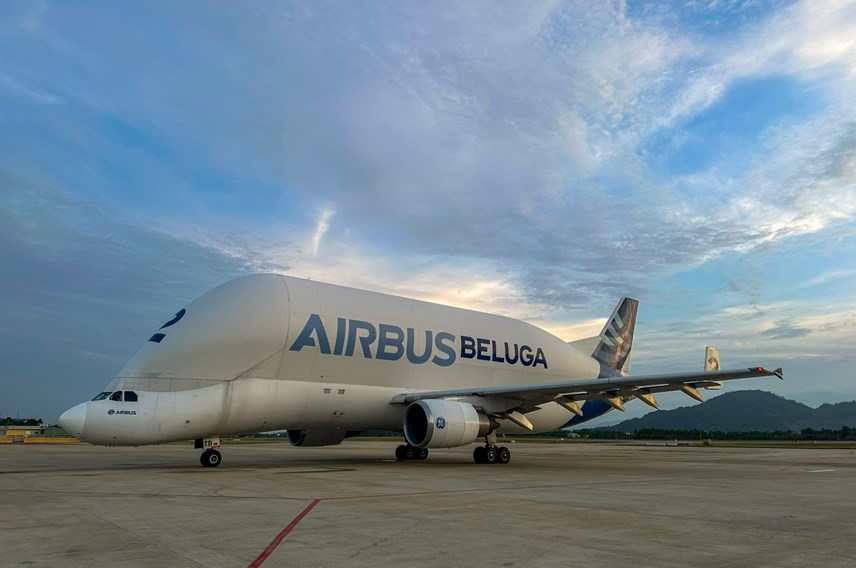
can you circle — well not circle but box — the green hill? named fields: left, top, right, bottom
left=611, top=390, right=856, bottom=432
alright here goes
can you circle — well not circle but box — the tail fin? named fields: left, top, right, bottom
left=593, top=297, right=638, bottom=372
left=568, top=297, right=638, bottom=373
left=704, top=346, right=723, bottom=390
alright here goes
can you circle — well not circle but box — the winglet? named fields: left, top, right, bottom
left=774, top=367, right=784, bottom=380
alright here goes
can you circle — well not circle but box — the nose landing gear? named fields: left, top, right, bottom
left=195, top=437, right=223, bottom=468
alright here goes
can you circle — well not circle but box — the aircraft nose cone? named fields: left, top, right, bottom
left=59, top=403, right=87, bottom=438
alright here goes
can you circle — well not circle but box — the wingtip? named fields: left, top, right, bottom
left=774, top=367, right=784, bottom=380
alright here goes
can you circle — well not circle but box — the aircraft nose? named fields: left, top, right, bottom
left=59, top=403, right=87, bottom=438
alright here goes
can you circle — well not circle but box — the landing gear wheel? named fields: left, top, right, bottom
left=200, top=449, right=222, bottom=468
left=485, top=447, right=498, bottom=464
left=473, top=446, right=487, bottom=464
left=396, top=445, right=424, bottom=461
left=498, top=446, right=511, bottom=464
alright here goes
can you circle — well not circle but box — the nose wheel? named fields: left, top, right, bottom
left=200, top=449, right=222, bottom=467
left=196, top=438, right=223, bottom=468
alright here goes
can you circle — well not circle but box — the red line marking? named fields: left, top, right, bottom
left=247, top=499, right=321, bottom=568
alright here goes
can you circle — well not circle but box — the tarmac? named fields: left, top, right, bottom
left=1, top=440, right=854, bottom=568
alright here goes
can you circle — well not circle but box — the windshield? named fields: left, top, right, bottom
left=91, top=392, right=112, bottom=401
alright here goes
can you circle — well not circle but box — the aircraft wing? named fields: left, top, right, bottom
left=390, top=366, right=783, bottom=427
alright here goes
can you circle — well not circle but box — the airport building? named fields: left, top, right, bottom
left=1, top=423, right=47, bottom=443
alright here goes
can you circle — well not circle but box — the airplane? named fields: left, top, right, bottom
left=59, top=274, right=782, bottom=467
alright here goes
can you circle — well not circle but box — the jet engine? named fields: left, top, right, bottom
left=287, top=429, right=353, bottom=447
left=404, top=400, right=494, bottom=448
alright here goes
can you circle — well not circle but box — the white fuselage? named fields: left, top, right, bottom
left=61, top=274, right=601, bottom=445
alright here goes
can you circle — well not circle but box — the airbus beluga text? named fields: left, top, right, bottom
left=59, top=274, right=782, bottom=467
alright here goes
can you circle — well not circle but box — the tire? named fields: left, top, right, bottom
left=485, top=447, right=498, bottom=464
left=498, top=446, right=511, bottom=464
left=417, top=447, right=429, bottom=460
left=473, top=446, right=487, bottom=464
left=200, top=449, right=222, bottom=468
left=404, top=446, right=416, bottom=460
left=395, top=445, right=407, bottom=460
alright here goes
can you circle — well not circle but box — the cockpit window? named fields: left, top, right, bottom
left=124, top=391, right=138, bottom=402
left=109, top=391, right=123, bottom=401
left=92, top=392, right=112, bottom=401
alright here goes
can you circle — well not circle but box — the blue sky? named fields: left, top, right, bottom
left=2, top=0, right=855, bottom=422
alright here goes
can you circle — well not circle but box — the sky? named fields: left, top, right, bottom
left=1, top=0, right=855, bottom=423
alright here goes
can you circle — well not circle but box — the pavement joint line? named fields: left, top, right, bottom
left=77, top=502, right=211, bottom=567
left=0, top=476, right=687, bottom=501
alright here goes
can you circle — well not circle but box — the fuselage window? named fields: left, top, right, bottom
left=92, top=392, right=112, bottom=401
left=124, top=391, right=138, bottom=402
left=109, top=391, right=123, bottom=402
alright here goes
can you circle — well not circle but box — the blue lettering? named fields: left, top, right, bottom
left=376, top=324, right=405, bottom=361
left=533, top=347, right=548, bottom=369
left=288, top=315, right=544, bottom=369
left=476, top=338, right=490, bottom=361
left=432, top=332, right=456, bottom=367
left=461, top=336, right=476, bottom=359
left=519, top=345, right=533, bottom=366
left=406, top=328, right=433, bottom=364
left=504, top=342, right=519, bottom=364
left=490, top=340, right=505, bottom=363
left=333, top=317, right=346, bottom=355
left=346, top=320, right=376, bottom=358
left=289, top=314, right=331, bottom=354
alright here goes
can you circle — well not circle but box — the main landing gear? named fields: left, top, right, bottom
left=395, top=444, right=429, bottom=461
left=473, top=432, right=511, bottom=464
left=196, top=437, right=223, bottom=468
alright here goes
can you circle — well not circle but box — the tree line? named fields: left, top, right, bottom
left=572, top=426, right=856, bottom=441
left=1, top=417, right=44, bottom=426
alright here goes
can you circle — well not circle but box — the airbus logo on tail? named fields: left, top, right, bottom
left=289, top=314, right=548, bottom=369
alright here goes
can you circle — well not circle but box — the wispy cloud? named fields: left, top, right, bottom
left=0, top=73, right=62, bottom=105
left=311, top=208, right=334, bottom=256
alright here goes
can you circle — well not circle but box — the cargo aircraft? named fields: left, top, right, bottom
left=59, top=274, right=782, bottom=467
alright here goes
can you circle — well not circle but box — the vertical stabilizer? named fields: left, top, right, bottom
left=592, top=297, right=639, bottom=373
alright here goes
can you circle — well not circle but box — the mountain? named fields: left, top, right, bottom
left=609, top=390, right=856, bottom=432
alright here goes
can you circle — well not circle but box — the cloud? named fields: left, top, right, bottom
left=0, top=73, right=62, bottom=105
left=0, top=172, right=251, bottom=419
left=2, top=1, right=856, bottom=418
left=311, top=208, right=335, bottom=256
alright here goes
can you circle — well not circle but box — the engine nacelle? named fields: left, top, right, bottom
left=287, top=429, right=348, bottom=447
left=404, top=400, right=493, bottom=448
